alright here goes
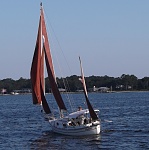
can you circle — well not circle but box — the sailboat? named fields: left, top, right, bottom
left=30, top=3, right=100, bottom=136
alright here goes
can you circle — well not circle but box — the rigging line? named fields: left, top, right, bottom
left=62, top=78, right=75, bottom=112
left=47, top=40, right=74, bottom=113
left=43, top=9, right=76, bottom=112
left=41, top=8, right=58, bottom=116
left=55, top=75, right=76, bottom=112
left=63, top=78, right=76, bottom=111
left=43, top=9, right=66, bottom=83
left=46, top=94, right=56, bottom=117
left=42, top=8, right=61, bottom=114
left=44, top=9, right=73, bottom=76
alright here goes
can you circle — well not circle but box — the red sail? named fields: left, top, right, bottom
left=79, top=57, right=98, bottom=120
left=30, top=15, right=42, bottom=105
left=41, top=5, right=66, bottom=111
left=40, top=7, right=55, bottom=79
left=44, top=44, right=67, bottom=111
left=30, top=4, right=51, bottom=114
left=40, top=81, right=51, bottom=114
left=40, top=41, right=51, bottom=114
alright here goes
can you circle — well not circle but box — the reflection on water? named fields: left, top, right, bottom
left=30, top=130, right=101, bottom=150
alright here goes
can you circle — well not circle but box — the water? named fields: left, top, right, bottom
left=0, top=92, right=149, bottom=149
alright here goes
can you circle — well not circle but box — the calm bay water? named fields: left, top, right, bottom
left=0, top=92, right=149, bottom=149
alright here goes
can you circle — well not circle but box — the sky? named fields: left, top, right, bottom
left=0, top=0, right=149, bottom=80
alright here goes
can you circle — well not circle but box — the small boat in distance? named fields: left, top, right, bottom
left=30, top=3, right=100, bottom=136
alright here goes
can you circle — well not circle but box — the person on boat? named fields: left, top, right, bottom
left=78, top=106, right=82, bottom=111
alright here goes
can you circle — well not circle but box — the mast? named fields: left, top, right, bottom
left=79, top=56, right=98, bottom=120
left=40, top=4, right=67, bottom=113
left=30, top=3, right=51, bottom=114
left=31, top=3, right=67, bottom=115
left=40, top=4, right=51, bottom=114
left=40, top=4, right=44, bottom=94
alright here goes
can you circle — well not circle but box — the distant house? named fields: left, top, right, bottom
left=127, top=85, right=132, bottom=90
left=58, top=88, right=66, bottom=92
left=93, top=86, right=110, bottom=93
left=116, top=85, right=132, bottom=90
left=14, top=89, right=31, bottom=94
left=116, top=85, right=124, bottom=89
left=49, top=88, right=67, bottom=93
left=76, top=89, right=84, bottom=93
left=1, top=88, right=7, bottom=94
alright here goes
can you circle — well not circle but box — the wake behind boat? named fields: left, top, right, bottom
left=30, top=3, right=100, bottom=136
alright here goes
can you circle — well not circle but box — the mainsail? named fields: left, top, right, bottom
left=30, top=3, right=66, bottom=114
left=30, top=13, right=42, bottom=105
left=40, top=4, right=67, bottom=112
left=79, top=57, right=98, bottom=120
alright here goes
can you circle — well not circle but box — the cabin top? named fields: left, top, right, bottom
left=67, top=109, right=99, bottom=119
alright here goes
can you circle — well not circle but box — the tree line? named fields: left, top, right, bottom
left=0, top=74, right=149, bottom=94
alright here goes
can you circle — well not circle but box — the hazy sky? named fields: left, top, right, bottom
left=0, top=0, right=149, bottom=79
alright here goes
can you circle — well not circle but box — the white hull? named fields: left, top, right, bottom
left=47, top=109, right=101, bottom=136
left=31, top=4, right=101, bottom=137
left=50, top=123, right=100, bottom=136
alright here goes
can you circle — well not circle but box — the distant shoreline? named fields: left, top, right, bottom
left=0, top=90, right=149, bottom=96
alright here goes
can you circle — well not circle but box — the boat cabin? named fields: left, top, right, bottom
left=66, top=109, right=99, bottom=126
